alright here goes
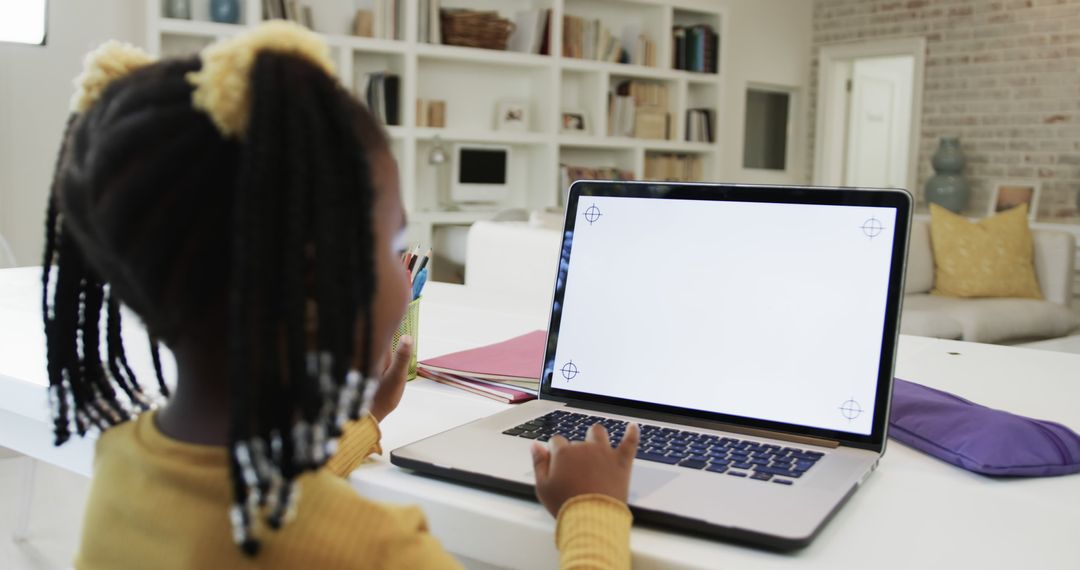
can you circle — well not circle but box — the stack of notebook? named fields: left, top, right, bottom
left=417, top=330, right=545, bottom=404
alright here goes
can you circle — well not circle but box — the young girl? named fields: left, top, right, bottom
left=43, top=22, right=639, bottom=569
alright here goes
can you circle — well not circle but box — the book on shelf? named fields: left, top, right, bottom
left=418, top=0, right=442, bottom=44
left=263, top=0, right=313, bottom=29
left=645, top=153, right=704, bottom=182
left=607, top=95, right=635, bottom=137
left=508, top=9, right=552, bottom=54
left=608, top=80, right=669, bottom=139
left=361, top=72, right=400, bottom=126
left=617, top=80, right=668, bottom=110
left=672, top=24, right=719, bottom=73
left=562, top=15, right=624, bottom=62
left=635, top=34, right=657, bottom=67
left=634, top=108, right=669, bottom=140
left=416, top=99, right=446, bottom=128
left=353, top=10, right=374, bottom=37
left=350, top=0, right=399, bottom=39
left=560, top=165, right=634, bottom=198
left=685, top=108, right=715, bottom=143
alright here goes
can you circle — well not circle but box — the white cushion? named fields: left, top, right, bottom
left=904, top=220, right=934, bottom=294
left=904, top=293, right=1079, bottom=344
left=899, top=308, right=963, bottom=339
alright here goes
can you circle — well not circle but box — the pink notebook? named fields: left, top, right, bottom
left=418, top=369, right=537, bottom=404
left=418, top=330, right=546, bottom=384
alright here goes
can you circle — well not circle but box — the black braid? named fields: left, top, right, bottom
left=148, top=337, right=169, bottom=398
left=43, top=46, right=390, bottom=556
left=105, top=293, right=145, bottom=409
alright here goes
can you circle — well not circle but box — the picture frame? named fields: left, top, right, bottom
left=495, top=100, right=529, bottom=132
left=988, top=180, right=1040, bottom=221
left=560, top=110, right=589, bottom=134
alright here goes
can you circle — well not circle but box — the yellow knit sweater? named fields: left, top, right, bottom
left=74, top=412, right=632, bottom=569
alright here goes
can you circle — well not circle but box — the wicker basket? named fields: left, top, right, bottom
left=440, top=9, right=515, bottom=51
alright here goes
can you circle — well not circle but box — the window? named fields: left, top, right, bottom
left=742, top=87, right=793, bottom=171
left=0, top=0, right=48, bottom=46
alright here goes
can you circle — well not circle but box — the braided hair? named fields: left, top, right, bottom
left=42, top=30, right=390, bottom=555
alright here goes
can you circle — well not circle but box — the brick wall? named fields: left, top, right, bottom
left=809, top=0, right=1080, bottom=222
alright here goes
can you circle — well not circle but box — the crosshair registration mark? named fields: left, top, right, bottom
left=583, top=204, right=602, bottom=225
left=839, top=399, right=863, bottom=421
left=560, top=360, right=579, bottom=381
left=860, top=217, right=884, bottom=240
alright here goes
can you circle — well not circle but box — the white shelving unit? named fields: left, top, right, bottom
left=148, top=0, right=725, bottom=264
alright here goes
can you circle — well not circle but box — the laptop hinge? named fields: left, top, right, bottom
left=563, top=400, right=841, bottom=449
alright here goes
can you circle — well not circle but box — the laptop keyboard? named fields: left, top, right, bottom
left=502, top=410, right=824, bottom=485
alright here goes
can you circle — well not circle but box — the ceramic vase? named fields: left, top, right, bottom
left=210, top=0, right=241, bottom=24
left=924, top=137, right=970, bottom=213
left=165, top=0, right=191, bottom=19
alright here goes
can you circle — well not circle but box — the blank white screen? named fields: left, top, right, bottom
left=551, top=195, right=897, bottom=435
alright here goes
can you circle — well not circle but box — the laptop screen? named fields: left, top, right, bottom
left=543, top=183, right=909, bottom=443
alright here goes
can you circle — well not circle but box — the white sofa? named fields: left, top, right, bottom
left=900, top=219, right=1078, bottom=344
left=466, top=218, right=1080, bottom=344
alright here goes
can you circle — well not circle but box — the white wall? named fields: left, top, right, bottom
left=716, top=0, right=813, bottom=185
left=0, top=0, right=146, bottom=267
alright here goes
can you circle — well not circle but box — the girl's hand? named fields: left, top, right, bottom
left=369, top=335, right=412, bottom=422
left=530, top=422, right=640, bottom=516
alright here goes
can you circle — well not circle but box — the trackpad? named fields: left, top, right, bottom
left=519, top=465, right=678, bottom=501
left=629, top=465, right=679, bottom=502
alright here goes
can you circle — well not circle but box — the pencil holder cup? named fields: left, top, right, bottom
left=393, top=297, right=420, bottom=381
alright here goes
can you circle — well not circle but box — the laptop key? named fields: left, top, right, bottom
left=727, top=471, right=748, bottom=478
left=678, top=459, right=707, bottom=469
left=705, top=464, right=728, bottom=474
left=751, top=472, right=773, bottom=481
left=732, top=461, right=752, bottom=470
left=773, top=478, right=794, bottom=486
left=502, top=428, right=524, bottom=436
left=636, top=452, right=681, bottom=465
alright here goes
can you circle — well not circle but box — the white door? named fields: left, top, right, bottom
left=844, top=56, right=914, bottom=188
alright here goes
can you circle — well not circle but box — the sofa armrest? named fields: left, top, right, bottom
left=1033, top=229, right=1076, bottom=306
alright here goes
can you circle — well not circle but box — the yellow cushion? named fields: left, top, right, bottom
left=929, top=203, right=1042, bottom=299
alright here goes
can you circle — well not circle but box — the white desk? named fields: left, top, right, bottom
left=2, top=266, right=1079, bottom=568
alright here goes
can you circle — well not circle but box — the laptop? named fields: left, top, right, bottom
left=391, top=181, right=912, bottom=550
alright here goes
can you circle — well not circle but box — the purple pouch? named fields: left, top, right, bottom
left=889, top=379, right=1080, bottom=477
